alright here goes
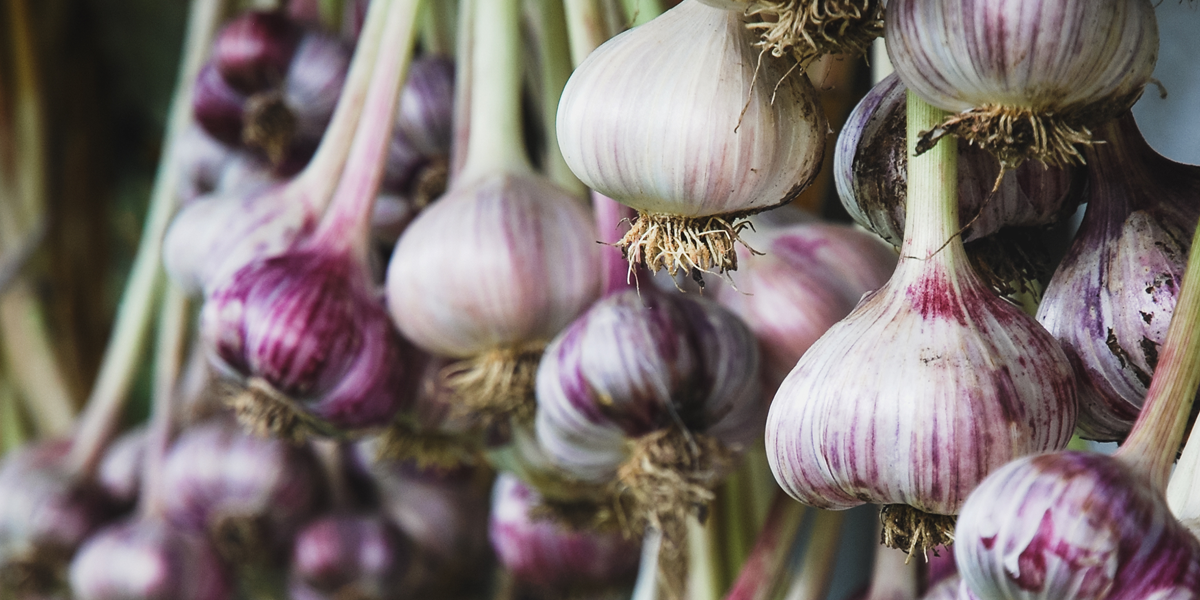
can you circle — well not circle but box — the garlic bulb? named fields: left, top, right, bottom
left=211, top=11, right=300, bottom=95
left=835, top=74, right=1082, bottom=247
left=68, top=518, right=232, bottom=600
left=714, top=222, right=896, bottom=391
left=287, top=513, right=416, bottom=600
left=557, top=0, right=825, bottom=277
left=1037, top=113, right=1200, bottom=441
left=956, top=452, right=1200, bottom=600
left=766, top=94, right=1076, bottom=555
left=885, top=0, right=1158, bottom=169
left=696, top=0, right=883, bottom=65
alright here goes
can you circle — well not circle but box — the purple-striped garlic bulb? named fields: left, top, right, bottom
left=68, top=519, right=232, bottom=600
left=386, top=0, right=599, bottom=426
left=97, top=427, right=147, bottom=510
left=885, top=0, right=1158, bottom=169
left=211, top=11, right=300, bottom=95
left=535, top=286, right=763, bottom=549
left=287, top=513, right=416, bottom=600
left=382, top=55, right=455, bottom=205
left=160, top=420, right=326, bottom=564
left=715, top=222, right=896, bottom=391
left=1037, top=113, right=1200, bottom=442
left=556, top=0, right=825, bottom=278
left=835, top=74, right=1082, bottom=248
left=0, top=440, right=122, bottom=596
left=695, top=0, right=883, bottom=65
left=766, top=96, right=1077, bottom=555
left=489, top=473, right=639, bottom=593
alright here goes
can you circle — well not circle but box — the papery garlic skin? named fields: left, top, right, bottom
left=715, top=223, right=896, bottom=390
left=1036, top=115, right=1200, bottom=441
left=536, top=289, right=762, bottom=484
left=287, top=514, right=415, bottom=600
left=386, top=173, right=599, bottom=358
left=765, top=250, right=1077, bottom=514
left=556, top=0, right=825, bottom=218
left=956, top=452, right=1200, bottom=600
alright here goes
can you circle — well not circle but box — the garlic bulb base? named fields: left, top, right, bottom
left=375, top=422, right=480, bottom=469
left=879, top=505, right=956, bottom=558
left=916, top=104, right=1106, bottom=171
left=746, top=0, right=884, bottom=64
left=409, top=156, right=449, bottom=210
left=615, top=428, right=733, bottom=537
left=443, top=344, right=544, bottom=427
left=0, top=550, right=65, bottom=597
left=228, top=378, right=343, bottom=444
left=618, top=211, right=757, bottom=279
left=209, top=511, right=273, bottom=566
left=242, top=90, right=299, bottom=165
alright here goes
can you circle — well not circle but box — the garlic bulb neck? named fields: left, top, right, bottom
left=899, top=91, right=961, bottom=263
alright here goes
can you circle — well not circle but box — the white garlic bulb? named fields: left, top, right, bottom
left=556, top=0, right=826, bottom=276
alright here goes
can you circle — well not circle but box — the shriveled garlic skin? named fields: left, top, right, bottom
left=386, top=173, right=600, bottom=358
left=535, top=289, right=762, bottom=484
left=885, top=0, right=1157, bottom=120
left=835, top=75, right=1081, bottom=247
left=68, top=518, right=233, bottom=600
left=556, top=0, right=825, bottom=217
left=715, top=223, right=896, bottom=391
left=765, top=250, right=1077, bottom=514
left=202, top=249, right=418, bottom=429
left=489, top=473, right=639, bottom=591
left=955, top=452, right=1200, bottom=600
left=1037, top=114, right=1200, bottom=441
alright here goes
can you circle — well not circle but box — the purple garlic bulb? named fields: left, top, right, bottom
left=192, top=63, right=248, bottom=147
left=489, top=473, right=639, bottom=592
left=96, top=427, right=147, bottom=510
left=955, top=451, right=1200, bottom=599
left=160, top=420, right=325, bottom=563
left=1037, top=113, right=1200, bottom=441
left=0, top=440, right=121, bottom=595
left=835, top=74, right=1081, bottom=248
left=715, top=222, right=896, bottom=391
left=393, top=56, right=454, bottom=159
left=535, top=287, right=763, bottom=525
left=279, top=31, right=352, bottom=147
left=68, top=518, right=232, bottom=600
left=201, top=246, right=419, bottom=435
left=211, top=11, right=300, bottom=95
left=287, top=513, right=415, bottom=600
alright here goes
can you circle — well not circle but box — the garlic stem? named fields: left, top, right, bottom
left=458, top=0, right=531, bottom=182
left=311, top=0, right=421, bottom=258
left=449, top=0, right=475, bottom=177
left=688, top=514, right=723, bottom=600
left=0, top=278, right=76, bottom=436
left=67, top=0, right=224, bottom=478
left=140, top=284, right=189, bottom=520
left=720, top=469, right=752, bottom=585
left=292, top=0, right=390, bottom=201
left=532, top=0, right=585, bottom=195
left=420, top=0, right=456, bottom=56
left=1116, top=213, right=1200, bottom=491
left=900, top=90, right=959, bottom=263
left=0, top=376, right=26, bottom=454
left=632, top=528, right=665, bottom=600
left=621, top=0, right=664, bottom=26
left=781, top=510, right=845, bottom=600
left=317, top=0, right=344, bottom=31
left=563, top=0, right=614, bottom=67
left=724, top=492, right=808, bottom=600
left=863, top=526, right=918, bottom=600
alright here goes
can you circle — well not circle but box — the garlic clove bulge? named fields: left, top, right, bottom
left=556, top=0, right=826, bottom=277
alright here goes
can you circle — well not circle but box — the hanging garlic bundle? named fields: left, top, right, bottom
left=696, top=0, right=883, bottom=65
left=835, top=74, right=1082, bottom=248
left=556, top=0, right=825, bottom=278
left=765, top=94, right=1077, bottom=555
left=714, top=222, right=896, bottom=391
left=1037, top=113, right=1200, bottom=442
left=386, top=0, right=599, bottom=426
left=885, top=0, right=1158, bottom=170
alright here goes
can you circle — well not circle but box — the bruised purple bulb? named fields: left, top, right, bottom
left=0, top=441, right=122, bottom=595
left=955, top=451, right=1200, bottom=599
left=288, top=513, right=415, bottom=600
left=1036, top=113, right=1200, bottom=441
left=160, top=420, right=325, bottom=563
left=489, top=473, right=638, bottom=591
left=211, top=11, right=300, bottom=95
left=835, top=74, right=1082, bottom=248
left=715, top=223, right=896, bottom=391
left=68, top=519, right=232, bottom=600
left=201, top=248, right=418, bottom=435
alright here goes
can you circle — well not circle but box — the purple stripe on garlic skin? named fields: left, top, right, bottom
left=955, top=452, right=1200, bottom=600
left=68, top=518, right=233, bottom=600
left=489, top=473, right=640, bottom=591
left=386, top=173, right=600, bottom=358
left=393, top=56, right=454, bottom=159
left=535, top=288, right=762, bottom=484
left=835, top=74, right=1081, bottom=248
left=1036, top=113, right=1200, bottom=442
left=715, top=223, right=897, bottom=391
